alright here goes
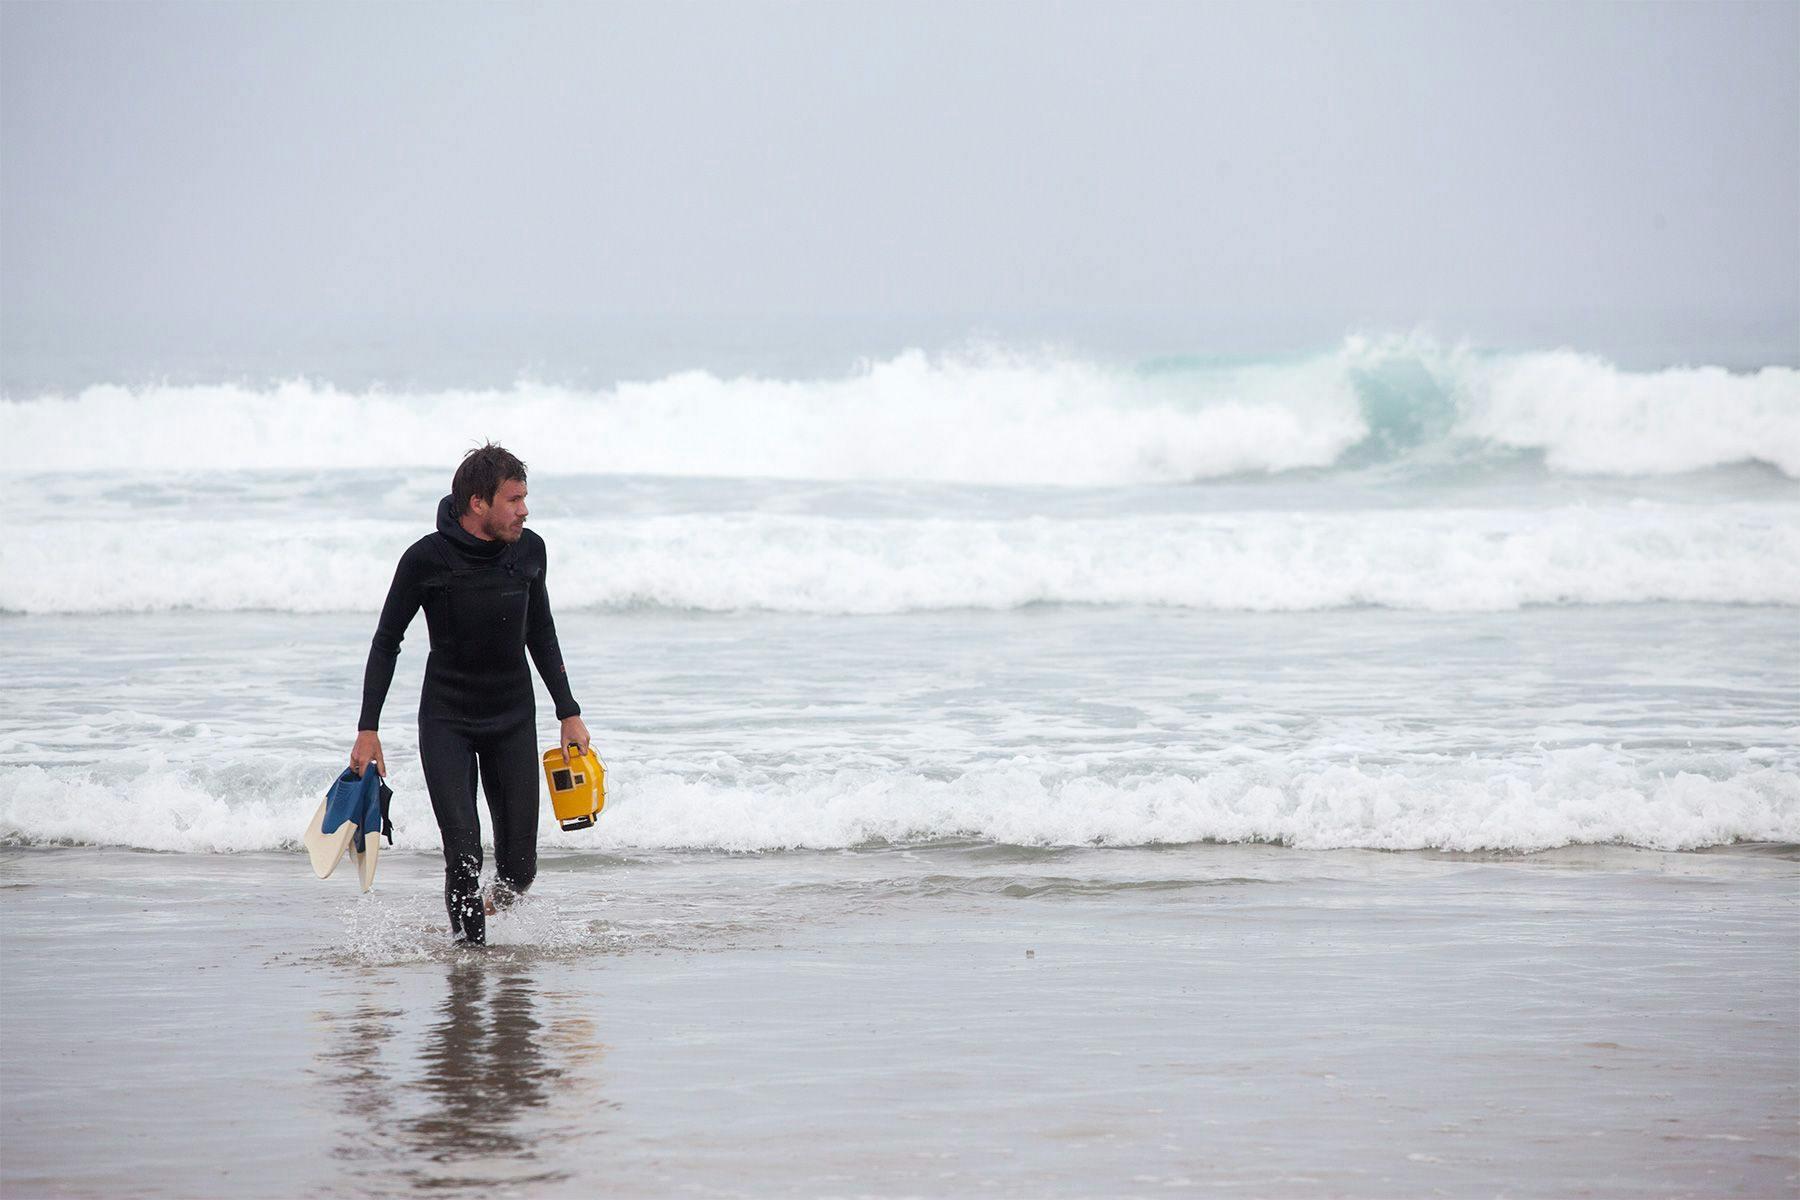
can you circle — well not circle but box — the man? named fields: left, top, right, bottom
left=351, top=443, right=589, bottom=945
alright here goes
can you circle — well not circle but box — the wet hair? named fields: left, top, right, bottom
left=451, top=442, right=528, bottom=517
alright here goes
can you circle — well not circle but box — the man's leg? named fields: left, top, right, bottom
left=478, top=718, right=541, bottom=909
left=418, top=717, right=486, bottom=943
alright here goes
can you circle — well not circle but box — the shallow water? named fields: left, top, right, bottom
left=3, top=843, right=1795, bottom=1198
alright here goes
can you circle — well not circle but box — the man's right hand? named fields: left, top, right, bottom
left=351, top=730, right=386, bottom=778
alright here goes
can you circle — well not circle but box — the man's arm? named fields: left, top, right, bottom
left=351, top=546, right=425, bottom=775
left=525, top=542, right=586, bottom=749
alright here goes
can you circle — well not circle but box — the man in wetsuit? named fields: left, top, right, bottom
left=350, top=443, right=589, bottom=945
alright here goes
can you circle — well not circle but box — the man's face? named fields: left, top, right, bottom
left=471, top=479, right=529, bottom=543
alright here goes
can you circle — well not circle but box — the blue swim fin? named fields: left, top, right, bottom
left=305, top=767, right=393, bottom=886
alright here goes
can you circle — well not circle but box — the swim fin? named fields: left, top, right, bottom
left=305, top=766, right=392, bottom=888
left=346, top=826, right=380, bottom=893
left=304, top=795, right=357, bottom=879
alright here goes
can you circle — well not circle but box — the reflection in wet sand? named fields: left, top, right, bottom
left=313, top=962, right=612, bottom=1196
left=405, top=963, right=561, bottom=1171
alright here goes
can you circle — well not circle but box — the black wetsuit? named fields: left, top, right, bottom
left=360, top=495, right=580, bottom=943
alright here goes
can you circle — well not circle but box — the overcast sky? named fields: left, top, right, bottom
left=2, top=0, right=1796, bottom=382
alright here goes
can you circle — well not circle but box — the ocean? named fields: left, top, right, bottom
left=2, top=333, right=1797, bottom=1196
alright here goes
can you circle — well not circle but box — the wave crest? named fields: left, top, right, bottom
left=4, top=336, right=1795, bottom=482
left=3, top=749, right=1794, bottom=854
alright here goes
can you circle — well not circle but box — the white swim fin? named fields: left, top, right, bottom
left=347, top=827, right=380, bottom=893
left=303, top=797, right=356, bottom=879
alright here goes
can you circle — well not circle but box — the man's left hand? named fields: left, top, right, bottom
left=560, top=715, right=592, bottom=758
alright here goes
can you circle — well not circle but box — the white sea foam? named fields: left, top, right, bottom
left=6, top=502, right=1797, bottom=614
left=3, top=749, right=1794, bottom=855
left=1461, top=350, right=1800, bottom=477
left=0, top=348, right=1362, bottom=484
left=4, top=337, right=1796, bottom=483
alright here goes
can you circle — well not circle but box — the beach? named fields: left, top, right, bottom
left=4, top=839, right=1795, bottom=1198
left=4, top=590, right=1798, bottom=1197
left=4, top=341, right=1799, bottom=1197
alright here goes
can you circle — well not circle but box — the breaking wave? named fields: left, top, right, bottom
left=4, top=336, right=1797, bottom=483
left=2, top=747, right=1794, bottom=855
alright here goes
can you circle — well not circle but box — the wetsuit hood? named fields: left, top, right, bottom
left=436, top=493, right=510, bottom=560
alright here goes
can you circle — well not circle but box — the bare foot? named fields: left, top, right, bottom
left=482, top=882, right=521, bottom=916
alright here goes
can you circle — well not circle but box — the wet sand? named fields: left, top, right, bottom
left=2, top=843, right=1795, bottom=1198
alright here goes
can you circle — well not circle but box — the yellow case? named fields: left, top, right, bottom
left=542, top=744, right=605, bottom=831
